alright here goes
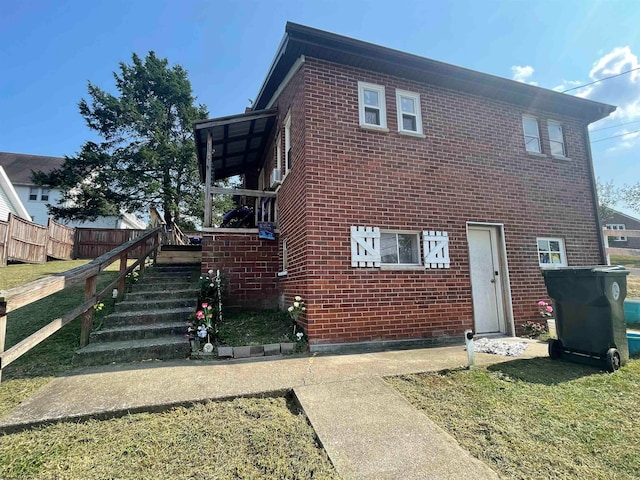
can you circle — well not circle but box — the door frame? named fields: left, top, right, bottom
left=466, top=222, right=515, bottom=336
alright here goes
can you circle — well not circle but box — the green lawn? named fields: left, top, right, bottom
left=0, top=260, right=119, bottom=416
left=388, top=358, right=640, bottom=480
left=0, top=396, right=338, bottom=480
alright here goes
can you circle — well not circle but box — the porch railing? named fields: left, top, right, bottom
left=207, top=187, right=277, bottom=228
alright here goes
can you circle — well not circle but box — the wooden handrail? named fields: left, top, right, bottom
left=0, top=226, right=163, bottom=382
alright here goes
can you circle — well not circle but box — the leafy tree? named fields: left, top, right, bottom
left=596, top=178, right=623, bottom=222
left=33, top=52, right=208, bottom=230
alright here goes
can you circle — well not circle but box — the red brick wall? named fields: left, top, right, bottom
left=202, top=231, right=280, bottom=309
left=294, top=57, right=602, bottom=346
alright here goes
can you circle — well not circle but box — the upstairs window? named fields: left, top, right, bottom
left=284, top=112, right=292, bottom=175
left=606, top=224, right=627, bottom=241
left=41, top=188, right=50, bottom=202
left=537, top=237, right=567, bottom=267
left=358, top=82, right=387, bottom=129
left=29, top=187, right=38, bottom=201
left=548, top=121, right=566, bottom=157
left=396, top=90, right=423, bottom=135
left=523, top=116, right=541, bottom=153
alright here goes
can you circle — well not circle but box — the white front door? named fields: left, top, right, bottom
left=468, top=226, right=505, bottom=334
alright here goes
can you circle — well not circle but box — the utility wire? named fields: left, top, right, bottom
left=562, top=66, right=640, bottom=93
left=590, top=120, right=640, bottom=133
left=591, top=129, right=640, bottom=143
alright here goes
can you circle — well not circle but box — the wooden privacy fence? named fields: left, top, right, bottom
left=73, top=228, right=148, bottom=259
left=604, top=228, right=640, bottom=263
left=0, top=220, right=7, bottom=267
left=0, top=227, right=163, bottom=383
left=0, top=214, right=75, bottom=266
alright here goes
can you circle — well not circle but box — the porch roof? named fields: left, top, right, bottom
left=194, top=108, right=278, bottom=181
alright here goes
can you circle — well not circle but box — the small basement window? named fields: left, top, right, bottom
left=381, top=232, right=420, bottom=265
left=537, top=237, right=567, bottom=267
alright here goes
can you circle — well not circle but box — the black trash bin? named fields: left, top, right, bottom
left=542, top=266, right=629, bottom=372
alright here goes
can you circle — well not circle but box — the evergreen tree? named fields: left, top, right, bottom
left=33, top=51, right=209, bottom=230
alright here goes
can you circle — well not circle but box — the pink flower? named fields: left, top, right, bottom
left=546, top=305, right=553, bottom=313
left=537, top=301, right=546, bottom=307
left=196, top=311, right=204, bottom=319
left=202, top=303, right=208, bottom=308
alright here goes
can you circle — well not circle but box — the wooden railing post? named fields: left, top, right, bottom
left=118, top=253, right=128, bottom=299
left=0, top=302, right=7, bottom=383
left=80, top=276, right=97, bottom=347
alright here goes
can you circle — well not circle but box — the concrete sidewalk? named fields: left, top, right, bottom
left=0, top=339, right=547, bottom=478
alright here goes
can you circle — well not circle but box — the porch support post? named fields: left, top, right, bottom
left=204, top=132, right=214, bottom=227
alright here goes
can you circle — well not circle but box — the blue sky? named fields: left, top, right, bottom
left=2, top=0, right=640, bottom=211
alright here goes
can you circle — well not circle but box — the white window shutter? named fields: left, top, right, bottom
left=423, top=231, right=450, bottom=268
left=351, top=226, right=381, bottom=267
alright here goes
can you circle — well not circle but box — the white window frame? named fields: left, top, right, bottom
left=395, top=89, right=423, bottom=136
left=29, top=187, right=38, bottom=201
left=547, top=120, right=566, bottom=158
left=275, top=130, right=282, bottom=173
left=536, top=237, right=567, bottom=268
left=380, top=230, right=421, bottom=266
left=278, top=238, right=288, bottom=276
left=523, top=116, right=542, bottom=154
left=40, top=188, right=50, bottom=201
left=358, top=82, right=387, bottom=130
left=606, top=224, right=627, bottom=241
left=284, top=112, right=292, bottom=177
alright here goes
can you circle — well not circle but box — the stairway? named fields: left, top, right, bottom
left=74, top=262, right=200, bottom=366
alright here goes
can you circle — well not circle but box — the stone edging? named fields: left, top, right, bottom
left=190, top=342, right=296, bottom=360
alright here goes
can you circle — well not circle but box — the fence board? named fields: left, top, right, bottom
left=73, top=228, right=148, bottom=259
left=0, top=220, right=7, bottom=267
left=47, top=218, right=74, bottom=260
left=6, top=214, right=47, bottom=264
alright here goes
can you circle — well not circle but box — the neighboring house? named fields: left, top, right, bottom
left=195, top=23, right=615, bottom=351
left=0, top=152, right=145, bottom=229
left=0, top=165, right=31, bottom=221
left=602, top=209, right=640, bottom=250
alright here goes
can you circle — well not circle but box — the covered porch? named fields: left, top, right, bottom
left=193, top=108, right=282, bottom=309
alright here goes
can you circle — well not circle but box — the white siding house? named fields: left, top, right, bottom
left=0, top=152, right=145, bottom=228
left=0, top=166, right=31, bottom=221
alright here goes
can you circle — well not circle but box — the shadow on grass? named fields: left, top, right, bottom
left=487, top=356, right=603, bottom=385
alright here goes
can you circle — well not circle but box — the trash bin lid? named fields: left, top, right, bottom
left=542, top=265, right=629, bottom=277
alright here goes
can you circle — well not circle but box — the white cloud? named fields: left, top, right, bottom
left=573, top=46, right=640, bottom=150
left=511, top=65, right=537, bottom=85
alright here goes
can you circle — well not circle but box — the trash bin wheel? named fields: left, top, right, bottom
left=548, top=339, right=563, bottom=359
left=606, top=348, right=621, bottom=372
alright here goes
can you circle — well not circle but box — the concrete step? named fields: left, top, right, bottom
left=74, top=337, right=190, bottom=366
left=115, top=298, right=196, bottom=312
left=129, top=281, right=198, bottom=292
left=103, top=307, right=193, bottom=328
left=124, top=288, right=199, bottom=301
left=90, top=322, right=187, bottom=343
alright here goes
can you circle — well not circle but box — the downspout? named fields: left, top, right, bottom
left=583, top=123, right=607, bottom=264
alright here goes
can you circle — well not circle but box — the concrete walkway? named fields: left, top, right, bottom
left=0, top=339, right=548, bottom=478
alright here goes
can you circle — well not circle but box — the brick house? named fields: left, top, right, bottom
left=602, top=209, right=640, bottom=250
left=195, top=23, right=615, bottom=351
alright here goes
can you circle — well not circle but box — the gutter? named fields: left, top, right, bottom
left=583, top=123, right=608, bottom=264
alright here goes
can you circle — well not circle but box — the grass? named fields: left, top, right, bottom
left=220, top=310, right=295, bottom=346
left=388, top=358, right=640, bottom=480
left=0, top=260, right=121, bottom=417
left=611, top=255, right=640, bottom=269
left=0, top=395, right=339, bottom=480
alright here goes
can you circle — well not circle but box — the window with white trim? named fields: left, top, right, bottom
left=381, top=231, right=420, bottom=265
left=29, top=187, right=38, bottom=201
left=548, top=121, right=566, bottom=157
left=523, top=116, right=541, bottom=153
left=40, top=188, right=50, bottom=201
left=396, top=90, right=423, bottom=135
left=282, top=238, right=288, bottom=272
left=284, top=113, right=292, bottom=175
left=358, top=82, right=386, bottom=129
left=275, top=131, right=282, bottom=172
left=606, top=224, right=627, bottom=241
left=537, top=238, right=567, bottom=267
